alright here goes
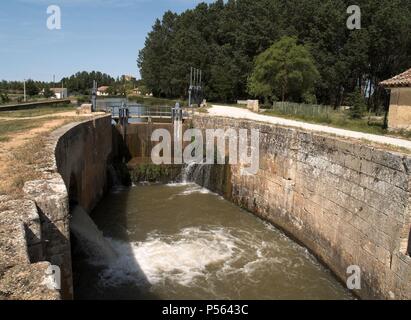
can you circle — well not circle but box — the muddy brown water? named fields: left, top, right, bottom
left=72, top=183, right=354, bottom=300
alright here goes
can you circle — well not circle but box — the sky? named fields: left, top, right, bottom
left=0, top=0, right=213, bottom=81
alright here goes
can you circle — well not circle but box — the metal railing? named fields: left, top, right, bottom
left=108, top=105, right=171, bottom=119
left=96, top=99, right=192, bottom=122
left=104, top=104, right=190, bottom=120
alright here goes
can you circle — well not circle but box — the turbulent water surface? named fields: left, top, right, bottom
left=72, top=183, right=354, bottom=300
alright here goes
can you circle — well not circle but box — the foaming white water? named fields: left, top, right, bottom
left=181, top=161, right=197, bottom=183
left=92, top=225, right=298, bottom=291
left=98, top=227, right=239, bottom=287
left=166, top=182, right=193, bottom=187
left=70, top=206, right=118, bottom=263
left=178, top=184, right=212, bottom=196
left=165, top=182, right=224, bottom=202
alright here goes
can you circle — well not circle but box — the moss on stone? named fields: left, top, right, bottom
left=130, top=164, right=182, bottom=183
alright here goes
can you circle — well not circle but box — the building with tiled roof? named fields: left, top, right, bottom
left=380, top=68, right=411, bottom=87
left=97, top=86, right=110, bottom=96
left=380, top=68, right=411, bottom=131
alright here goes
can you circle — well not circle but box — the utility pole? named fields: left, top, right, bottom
left=91, top=80, right=97, bottom=112
left=188, top=67, right=193, bottom=108
left=188, top=67, right=203, bottom=109
left=23, top=79, right=27, bottom=102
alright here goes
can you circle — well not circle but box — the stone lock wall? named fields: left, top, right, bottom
left=117, top=122, right=190, bottom=159
left=0, top=115, right=112, bottom=300
left=55, top=116, right=112, bottom=212
left=193, top=114, right=411, bottom=300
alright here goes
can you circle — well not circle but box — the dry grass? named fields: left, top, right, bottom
left=0, top=116, right=92, bottom=196
left=0, top=118, right=56, bottom=141
left=0, top=134, right=48, bottom=195
left=196, top=106, right=210, bottom=114
left=0, top=105, right=75, bottom=118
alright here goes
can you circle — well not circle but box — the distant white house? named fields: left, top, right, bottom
left=97, top=86, right=110, bottom=96
left=50, top=88, right=68, bottom=99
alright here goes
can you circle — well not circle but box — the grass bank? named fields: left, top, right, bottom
left=1, top=133, right=50, bottom=194
left=0, top=115, right=91, bottom=195
left=0, top=104, right=75, bottom=118
left=262, top=108, right=386, bottom=136
left=0, top=118, right=56, bottom=142
left=211, top=102, right=411, bottom=141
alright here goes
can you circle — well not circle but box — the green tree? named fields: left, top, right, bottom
left=136, top=0, right=411, bottom=105
left=25, top=79, right=39, bottom=97
left=138, top=11, right=179, bottom=97
left=137, top=84, right=150, bottom=96
left=61, top=71, right=115, bottom=95
left=248, top=37, right=320, bottom=102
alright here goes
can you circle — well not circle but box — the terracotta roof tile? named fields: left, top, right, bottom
left=380, top=68, right=411, bottom=87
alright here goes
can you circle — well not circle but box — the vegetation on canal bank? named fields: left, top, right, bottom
left=213, top=102, right=411, bottom=140
left=0, top=108, right=93, bottom=194
left=129, top=163, right=182, bottom=184
left=262, top=108, right=386, bottom=135
left=0, top=118, right=55, bottom=142
left=0, top=104, right=75, bottom=118
left=0, top=116, right=87, bottom=195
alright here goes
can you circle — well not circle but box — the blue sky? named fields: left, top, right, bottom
left=0, top=0, right=213, bottom=81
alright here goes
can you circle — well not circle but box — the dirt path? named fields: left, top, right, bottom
left=209, top=105, right=411, bottom=151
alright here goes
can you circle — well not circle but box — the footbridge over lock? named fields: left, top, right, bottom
left=97, top=100, right=191, bottom=124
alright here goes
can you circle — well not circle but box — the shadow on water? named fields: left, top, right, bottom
left=70, top=187, right=161, bottom=300
left=71, top=192, right=160, bottom=300
left=69, top=127, right=160, bottom=300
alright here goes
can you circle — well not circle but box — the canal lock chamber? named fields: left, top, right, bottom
left=68, top=121, right=355, bottom=300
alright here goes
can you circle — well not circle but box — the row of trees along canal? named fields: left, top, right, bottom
left=138, top=0, right=411, bottom=112
left=0, top=72, right=146, bottom=104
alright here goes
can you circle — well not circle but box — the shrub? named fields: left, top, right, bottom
left=0, top=93, right=10, bottom=104
left=347, top=90, right=367, bottom=119
left=302, top=92, right=317, bottom=104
